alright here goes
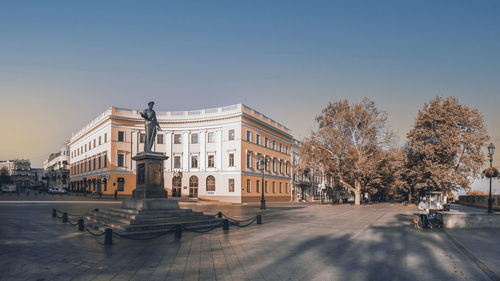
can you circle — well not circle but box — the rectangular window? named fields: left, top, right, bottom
left=85, top=144, right=87, bottom=152
left=191, top=155, right=198, bottom=168
left=264, top=137, right=268, bottom=148
left=99, top=136, right=102, bottom=145
left=286, top=183, right=288, bottom=193
left=272, top=182, right=276, bottom=193
left=273, top=159, right=276, bottom=173
left=157, top=134, right=164, bottom=144
left=246, top=131, right=252, bottom=142
left=93, top=139, right=96, bottom=148
left=174, top=155, right=182, bottom=169
left=93, top=158, right=96, bottom=171
left=273, top=141, right=276, bottom=150
left=279, top=143, right=282, bottom=152
left=118, top=131, right=125, bottom=142
left=117, top=153, right=125, bottom=167
left=265, top=181, right=268, bottom=193
left=279, top=161, right=283, bottom=174
left=104, top=154, right=107, bottom=168
left=285, top=146, right=289, bottom=154
left=117, top=177, right=125, bottom=191
left=191, top=133, right=198, bottom=144
left=279, top=182, right=282, bottom=193
left=104, top=133, right=107, bottom=143
left=246, top=152, right=252, bottom=169
left=229, top=153, right=235, bottom=167
left=228, top=179, right=235, bottom=192
left=98, top=157, right=101, bottom=169
left=89, top=141, right=92, bottom=150
left=228, top=129, right=235, bottom=141
left=246, top=179, right=251, bottom=193
left=207, top=154, right=215, bottom=168
left=256, top=134, right=260, bottom=145
left=139, top=133, right=145, bottom=143
left=174, top=134, right=182, bottom=144
left=256, top=180, right=260, bottom=193
left=207, top=132, right=215, bottom=143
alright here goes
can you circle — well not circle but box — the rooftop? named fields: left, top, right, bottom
left=70, top=103, right=291, bottom=142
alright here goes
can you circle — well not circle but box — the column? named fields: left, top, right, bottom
left=183, top=132, right=189, bottom=171
left=199, top=131, right=206, bottom=171
left=216, top=129, right=222, bottom=171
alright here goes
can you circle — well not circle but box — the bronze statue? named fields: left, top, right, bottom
left=140, top=101, right=161, bottom=152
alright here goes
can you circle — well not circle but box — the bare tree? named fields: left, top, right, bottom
left=300, top=98, right=395, bottom=205
left=404, top=96, right=489, bottom=195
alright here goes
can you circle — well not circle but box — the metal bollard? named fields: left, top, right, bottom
left=257, top=214, right=262, bottom=225
left=223, top=219, right=229, bottom=231
left=175, top=225, right=182, bottom=240
left=52, top=209, right=57, bottom=218
left=104, top=228, right=113, bottom=245
left=78, top=218, right=84, bottom=231
left=62, top=213, right=68, bottom=223
left=217, top=212, right=223, bottom=218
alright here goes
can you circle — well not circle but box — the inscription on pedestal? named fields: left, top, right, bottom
left=138, top=163, right=145, bottom=185
left=150, top=163, right=162, bottom=186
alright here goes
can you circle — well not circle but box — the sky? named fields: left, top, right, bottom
left=0, top=0, right=499, bottom=192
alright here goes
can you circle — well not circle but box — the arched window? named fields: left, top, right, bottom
left=206, top=175, right=216, bottom=191
left=172, top=176, right=182, bottom=188
left=189, top=176, right=198, bottom=187
left=189, top=176, right=198, bottom=197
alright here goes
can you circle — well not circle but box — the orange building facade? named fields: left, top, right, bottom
left=68, top=104, right=292, bottom=203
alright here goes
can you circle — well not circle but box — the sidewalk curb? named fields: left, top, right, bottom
left=444, top=230, right=500, bottom=281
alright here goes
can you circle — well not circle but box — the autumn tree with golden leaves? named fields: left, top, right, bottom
left=404, top=96, right=489, bottom=197
left=300, top=98, right=396, bottom=205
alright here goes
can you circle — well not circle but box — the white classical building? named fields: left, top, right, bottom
left=43, top=142, right=70, bottom=190
left=68, top=104, right=293, bottom=203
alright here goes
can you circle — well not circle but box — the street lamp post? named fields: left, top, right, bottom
left=258, top=156, right=269, bottom=210
left=487, top=143, right=495, bottom=213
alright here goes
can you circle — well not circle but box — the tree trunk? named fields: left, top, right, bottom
left=354, top=180, right=361, bottom=205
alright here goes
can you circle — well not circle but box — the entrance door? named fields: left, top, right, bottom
left=172, top=176, right=182, bottom=197
left=189, top=176, right=198, bottom=197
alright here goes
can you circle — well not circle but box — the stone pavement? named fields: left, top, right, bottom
left=0, top=201, right=497, bottom=281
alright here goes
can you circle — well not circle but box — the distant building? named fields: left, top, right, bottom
left=68, top=104, right=293, bottom=203
left=43, top=142, right=70, bottom=190
left=0, top=159, right=31, bottom=188
left=30, top=168, right=45, bottom=187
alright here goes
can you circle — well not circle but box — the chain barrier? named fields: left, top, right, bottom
left=54, top=208, right=84, bottom=218
left=217, top=212, right=259, bottom=227
left=228, top=216, right=258, bottom=227
left=85, top=226, right=105, bottom=236
left=68, top=218, right=79, bottom=226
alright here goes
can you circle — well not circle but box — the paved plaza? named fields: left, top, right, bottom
left=0, top=199, right=499, bottom=281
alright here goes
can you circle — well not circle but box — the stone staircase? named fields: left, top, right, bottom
left=85, top=207, right=222, bottom=236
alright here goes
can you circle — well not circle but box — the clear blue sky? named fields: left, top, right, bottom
left=1, top=0, right=499, bottom=191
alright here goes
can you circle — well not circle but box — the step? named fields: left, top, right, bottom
left=123, top=219, right=221, bottom=232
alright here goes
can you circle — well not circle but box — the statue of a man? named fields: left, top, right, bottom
left=140, top=101, right=161, bottom=152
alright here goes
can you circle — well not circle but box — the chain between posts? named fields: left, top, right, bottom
left=84, top=226, right=106, bottom=236
left=216, top=212, right=262, bottom=227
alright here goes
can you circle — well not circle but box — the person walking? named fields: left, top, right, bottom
left=418, top=197, right=429, bottom=228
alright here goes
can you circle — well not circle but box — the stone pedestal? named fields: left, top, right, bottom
left=122, top=198, right=179, bottom=210
left=131, top=152, right=168, bottom=199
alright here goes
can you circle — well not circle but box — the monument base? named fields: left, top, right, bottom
left=132, top=151, right=169, bottom=199
left=122, top=198, right=179, bottom=210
